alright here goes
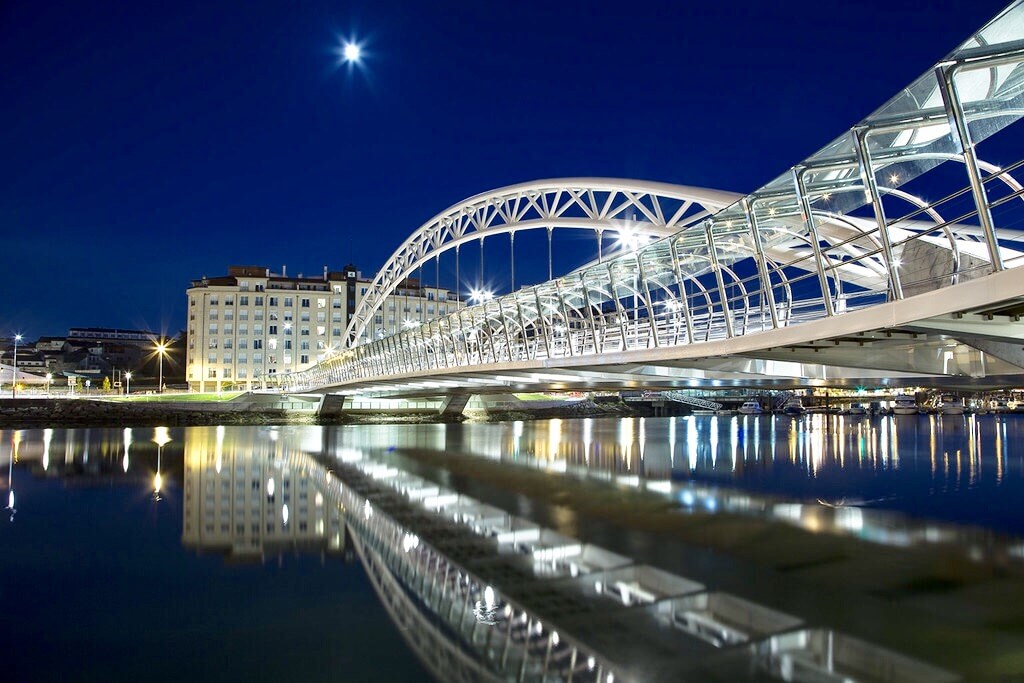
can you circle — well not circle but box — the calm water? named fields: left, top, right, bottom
left=2, top=415, right=1023, bottom=680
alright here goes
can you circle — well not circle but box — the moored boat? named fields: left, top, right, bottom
left=893, top=394, right=919, bottom=415
left=738, top=400, right=762, bottom=415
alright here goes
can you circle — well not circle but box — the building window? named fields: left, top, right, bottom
left=300, top=298, right=310, bottom=308
left=208, top=368, right=217, bottom=378
left=300, top=327, right=309, bottom=336
left=332, top=298, right=342, bottom=309
left=269, top=297, right=278, bottom=306
left=207, top=353, right=216, bottom=363
left=284, top=297, right=293, bottom=307
left=300, top=340, right=309, bottom=350
left=332, top=327, right=341, bottom=337
left=269, top=339, right=277, bottom=350
left=316, top=326, right=326, bottom=336
left=210, top=296, right=219, bottom=306
left=332, top=285, right=342, bottom=294
left=208, top=324, right=218, bottom=335
left=238, top=310, right=248, bottom=321
left=255, top=296, right=264, bottom=306
left=284, top=340, right=292, bottom=350
left=224, top=339, right=233, bottom=349
left=253, top=340, right=262, bottom=349
left=239, top=282, right=249, bottom=292
left=209, top=310, right=218, bottom=320
left=224, top=298, right=234, bottom=306
left=268, top=325, right=277, bottom=335
left=239, top=296, right=249, bottom=306
left=253, top=353, right=263, bottom=364
left=300, top=355, right=309, bottom=364
left=238, top=368, right=247, bottom=378
left=254, top=310, right=264, bottom=321
left=209, top=339, right=218, bottom=349
left=300, top=311, right=310, bottom=322
left=238, top=339, right=247, bottom=349
left=237, top=354, right=247, bottom=364
left=283, top=355, right=292, bottom=364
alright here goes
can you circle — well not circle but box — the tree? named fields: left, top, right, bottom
left=102, top=376, right=111, bottom=393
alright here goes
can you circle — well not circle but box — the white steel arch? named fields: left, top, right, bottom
left=344, top=178, right=742, bottom=347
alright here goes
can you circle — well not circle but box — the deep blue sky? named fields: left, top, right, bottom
left=0, top=0, right=1011, bottom=338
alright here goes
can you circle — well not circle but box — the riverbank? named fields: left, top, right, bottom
left=0, top=396, right=643, bottom=428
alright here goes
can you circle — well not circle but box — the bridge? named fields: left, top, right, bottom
left=286, top=3, right=1024, bottom=400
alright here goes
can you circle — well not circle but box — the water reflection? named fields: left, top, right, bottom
left=0, top=424, right=1013, bottom=681
left=181, top=426, right=345, bottom=560
left=314, top=415, right=1024, bottom=564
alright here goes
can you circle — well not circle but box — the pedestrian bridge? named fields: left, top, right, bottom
left=287, top=3, right=1024, bottom=396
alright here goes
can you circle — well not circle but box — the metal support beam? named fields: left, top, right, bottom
left=792, top=166, right=836, bottom=316
left=668, top=238, right=696, bottom=344
left=852, top=126, right=905, bottom=300
left=743, top=197, right=780, bottom=329
left=704, top=219, right=735, bottom=338
left=935, top=63, right=1004, bottom=272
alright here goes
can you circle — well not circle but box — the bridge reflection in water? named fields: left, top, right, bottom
left=175, top=425, right=961, bottom=682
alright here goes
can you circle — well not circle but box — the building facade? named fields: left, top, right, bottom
left=185, top=265, right=456, bottom=391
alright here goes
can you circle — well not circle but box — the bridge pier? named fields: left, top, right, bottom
left=317, top=393, right=349, bottom=419
left=438, top=394, right=471, bottom=418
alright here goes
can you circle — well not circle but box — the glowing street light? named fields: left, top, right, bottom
left=155, top=340, right=168, bottom=393
left=45, top=372, right=52, bottom=396
left=11, top=333, right=22, bottom=398
left=125, top=371, right=132, bottom=396
left=615, top=228, right=645, bottom=253
left=152, top=426, right=171, bottom=500
left=469, top=288, right=494, bottom=304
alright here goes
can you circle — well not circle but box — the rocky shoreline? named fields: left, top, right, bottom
left=0, top=397, right=643, bottom=429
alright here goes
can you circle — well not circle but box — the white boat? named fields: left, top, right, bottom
left=738, top=400, right=762, bottom=415
left=845, top=403, right=867, bottom=416
left=939, top=397, right=965, bottom=415
left=782, top=397, right=805, bottom=416
left=892, top=394, right=919, bottom=415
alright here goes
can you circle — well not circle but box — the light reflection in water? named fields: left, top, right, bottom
left=4, top=417, right=1024, bottom=564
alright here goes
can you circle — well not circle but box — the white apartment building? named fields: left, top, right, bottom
left=186, top=265, right=456, bottom=391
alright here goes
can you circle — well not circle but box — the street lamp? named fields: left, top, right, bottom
left=45, top=373, right=52, bottom=396
left=155, top=340, right=168, bottom=393
left=125, top=372, right=132, bottom=396
left=11, top=333, right=22, bottom=398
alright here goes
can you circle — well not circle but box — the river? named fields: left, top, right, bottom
left=2, top=415, right=1023, bottom=681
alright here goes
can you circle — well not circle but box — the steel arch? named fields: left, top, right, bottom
left=344, top=178, right=742, bottom=347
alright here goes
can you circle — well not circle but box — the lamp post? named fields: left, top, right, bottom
left=45, top=373, right=52, bottom=397
left=125, top=372, right=132, bottom=396
left=155, top=340, right=168, bottom=393
left=11, top=334, right=22, bottom=398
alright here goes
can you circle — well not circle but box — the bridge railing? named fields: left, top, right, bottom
left=290, top=3, right=1024, bottom=391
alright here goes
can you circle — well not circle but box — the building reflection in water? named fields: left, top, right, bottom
left=181, top=426, right=345, bottom=562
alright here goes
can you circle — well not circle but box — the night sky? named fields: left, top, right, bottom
left=0, top=0, right=1011, bottom=338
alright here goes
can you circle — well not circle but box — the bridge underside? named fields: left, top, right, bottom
left=314, top=269, right=1024, bottom=398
